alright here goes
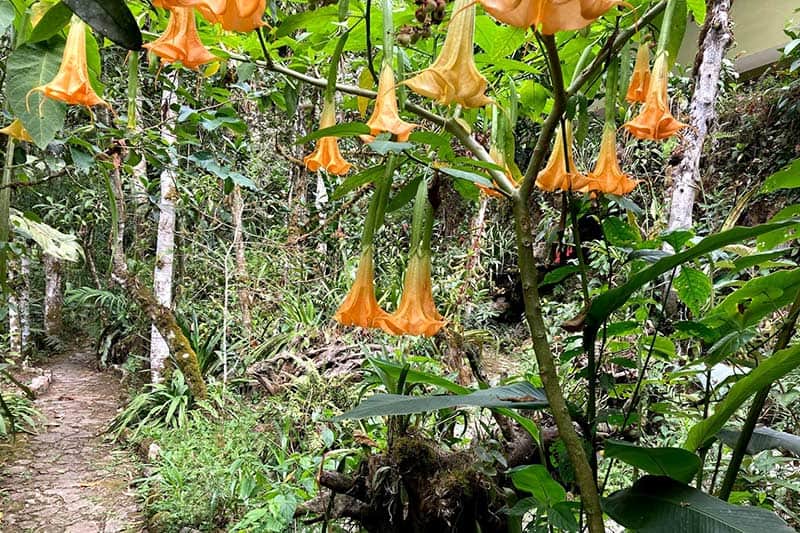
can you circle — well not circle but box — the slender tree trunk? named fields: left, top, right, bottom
left=9, top=257, right=20, bottom=356
left=19, top=254, right=30, bottom=354
left=43, top=253, right=63, bottom=337
left=230, top=184, right=252, bottom=338
left=150, top=78, right=179, bottom=382
left=287, top=101, right=311, bottom=241
left=109, top=144, right=207, bottom=399
left=666, top=0, right=733, bottom=231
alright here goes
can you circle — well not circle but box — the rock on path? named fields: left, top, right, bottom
left=1, top=349, right=144, bottom=532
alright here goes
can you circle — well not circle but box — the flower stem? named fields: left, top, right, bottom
left=361, top=155, right=395, bottom=250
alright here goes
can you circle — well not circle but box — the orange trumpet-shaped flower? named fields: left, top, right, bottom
left=536, top=121, right=589, bottom=192
left=586, top=124, right=638, bottom=196
left=626, top=42, right=651, bottom=103
left=334, top=248, right=388, bottom=328
left=144, top=7, right=217, bottom=69
left=478, top=0, right=627, bottom=34
left=29, top=19, right=108, bottom=108
left=405, top=0, right=491, bottom=108
left=377, top=252, right=446, bottom=337
left=0, top=120, right=33, bottom=143
left=213, top=0, right=266, bottom=32
left=362, top=64, right=417, bottom=143
left=304, top=101, right=352, bottom=175
left=624, top=52, right=686, bottom=140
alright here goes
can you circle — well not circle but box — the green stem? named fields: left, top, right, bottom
left=381, top=0, right=393, bottom=69
left=718, top=287, right=800, bottom=500
left=656, top=0, right=678, bottom=55
left=324, top=30, right=350, bottom=103
left=604, top=55, right=619, bottom=122
left=127, top=52, right=139, bottom=131
left=361, top=155, right=395, bottom=249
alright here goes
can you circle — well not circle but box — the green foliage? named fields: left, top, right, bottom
left=0, top=392, right=40, bottom=438
left=60, top=0, right=142, bottom=49
left=109, top=372, right=192, bottom=439
left=605, top=476, right=794, bottom=532
left=603, top=440, right=701, bottom=483
left=717, top=426, right=800, bottom=456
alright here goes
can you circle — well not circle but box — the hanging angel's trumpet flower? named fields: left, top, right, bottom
left=626, top=42, right=651, bottom=103
left=0, top=120, right=33, bottom=143
left=151, top=0, right=264, bottom=31
left=586, top=124, right=638, bottom=196
left=478, top=0, right=628, bottom=34
left=535, top=121, right=589, bottom=192
left=304, top=100, right=352, bottom=175
left=144, top=7, right=217, bottom=69
left=334, top=247, right=389, bottom=328
left=624, top=52, right=686, bottom=140
left=377, top=251, right=446, bottom=337
left=405, top=0, right=491, bottom=108
left=29, top=19, right=108, bottom=108
left=362, top=64, right=417, bottom=143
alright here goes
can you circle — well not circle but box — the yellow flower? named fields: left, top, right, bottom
left=377, top=252, right=446, bottom=337
left=0, top=120, right=33, bottom=143
left=405, top=0, right=491, bottom=108
left=362, top=64, right=417, bottom=143
left=29, top=19, right=108, bottom=108
left=585, top=124, right=638, bottom=196
left=304, top=101, right=352, bottom=176
left=624, top=52, right=686, bottom=140
left=334, top=248, right=389, bottom=328
left=626, top=42, right=651, bottom=104
left=478, top=0, right=627, bottom=34
left=144, top=7, right=217, bottom=69
left=535, top=121, right=589, bottom=192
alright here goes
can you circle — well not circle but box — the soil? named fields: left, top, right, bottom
left=0, top=347, right=144, bottom=532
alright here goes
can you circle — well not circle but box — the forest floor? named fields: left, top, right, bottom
left=0, top=346, right=144, bottom=532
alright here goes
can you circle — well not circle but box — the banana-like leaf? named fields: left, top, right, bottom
left=604, top=475, right=794, bottom=532
left=604, top=440, right=701, bottom=484
left=10, top=209, right=83, bottom=262
left=61, top=0, right=142, bottom=50
left=334, top=381, right=547, bottom=420
left=584, top=220, right=800, bottom=339
left=718, top=426, right=800, bottom=457
left=685, top=342, right=800, bottom=451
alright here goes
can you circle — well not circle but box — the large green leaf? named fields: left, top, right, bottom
left=331, top=164, right=385, bottom=200
left=27, top=1, right=72, bottom=43
left=511, top=464, right=566, bottom=507
left=760, top=158, right=800, bottom=193
left=584, top=220, right=800, bottom=339
left=604, top=475, right=793, bottom=532
left=718, top=426, right=800, bottom=457
left=61, top=0, right=141, bottom=50
left=686, top=0, right=706, bottom=25
left=603, top=440, right=701, bottom=483
left=0, top=0, right=15, bottom=34
left=674, top=266, right=711, bottom=317
left=10, top=209, right=83, bottom=262
left=685, top=342, right=800, bottom=451
left=334, top=381, right=547, bottom=420
left=6, top=42, right=66, bottom=149
left=701, top=269, right=800, bottom=339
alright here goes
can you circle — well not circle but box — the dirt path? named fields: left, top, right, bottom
left=0, top=348, right=144, bottom=532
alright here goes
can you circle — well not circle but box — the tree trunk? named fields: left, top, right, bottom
left=9, top=257, right=21, bottom=356
left=19, top=254, right=30, bottom=354
left=150, top=78, right=179, bottom=382
left=43, top=253, right=63, bottom=337
left=109, top=143, right=207, bottom=400
left=230, top=184, right=252, bottom=338
left=666, top=0, right=733, bottom=231
left=287, top=101, right=311, bottom=241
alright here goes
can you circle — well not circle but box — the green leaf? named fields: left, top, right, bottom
left=333, top=381, right=547, bottom=420
left=0, top=0, right=15, bottom=34
left=604, top=440, right=701, bottom=483
left=584, top=220, right=800, bottom=338
left=437, top=166, right=493, bottom=188
left=685, top=342, right=800, bottom=451
left=27, top=1, right=72, bottom=43
left=296, top=122, right=370, bottom=144
left=10, top=209, right=83, bottom=262
left=665, top=0, right=688, bottom=67
left=604, top=475, right=793, bottom=532
left=639, top=335, right=676, bottom=360
left=760, top=158, right=800, bottom=193
left=686, top=0, right=706, bottom=25
left=660, top=228, right=694, bottom=251
left=474, top=14, right=526, bottom=59
left=701, top=269, right=800, bottom=336
left=717, top=426, right=800, bottom=456
left=61, top=0, right=142, bottom=50
left=510, top=464, right=566, bottom=507
left=674, top=266, right=711, bottom=316
left=332, top=164, right=384, bottom=200
left=387, top=175, right=422, bottom=212
left=6, top=42, right=67, bottom=149
left=603, top=217, right=640, bottom=246
left=368, top=138, right=413, bottom=155
left=541, top=265, right=580, bottom=286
